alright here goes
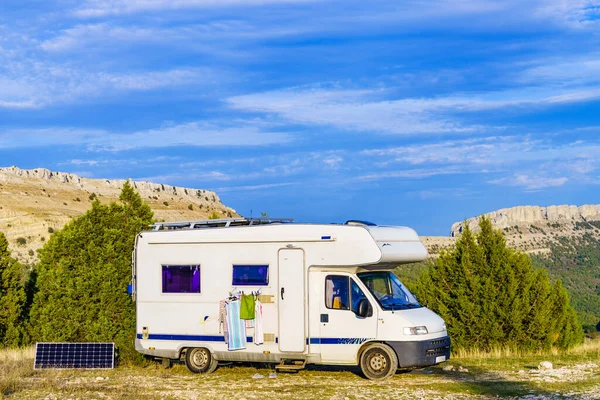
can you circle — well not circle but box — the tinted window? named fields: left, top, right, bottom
left=350, top=279, right=368, bottom=313
left=325, top=275, right=349, bottom=310
left=162, top=265, right=200, bottom=293
left=232, top=265, right=269, bottom=286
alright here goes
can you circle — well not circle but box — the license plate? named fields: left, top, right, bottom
left=435, top=355, right=446, bottom=363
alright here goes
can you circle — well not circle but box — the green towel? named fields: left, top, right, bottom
left=240, top=294, right=255, bottom=320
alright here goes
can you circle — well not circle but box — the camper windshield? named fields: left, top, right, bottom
left=357, top=271, right=421, bottom=311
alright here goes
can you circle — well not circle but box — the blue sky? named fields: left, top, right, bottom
left=1, top=0, right=599, bottom=235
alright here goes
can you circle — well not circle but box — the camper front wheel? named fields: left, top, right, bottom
left=359, top=343, right=398, bottom=380
left=185, top=347, right=218, bottom=374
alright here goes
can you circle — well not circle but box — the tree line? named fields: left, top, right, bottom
left=0, top=182, right=152, bottom=362
left=0, top=185, right=585, bottom=361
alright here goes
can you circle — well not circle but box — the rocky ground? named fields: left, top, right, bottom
left=2, top=345, right=600, bottom=400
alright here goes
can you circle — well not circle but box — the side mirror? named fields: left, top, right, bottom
left=356, top=299, right=373, bottom=318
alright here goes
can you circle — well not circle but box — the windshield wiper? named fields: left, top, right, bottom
left=388, top=303, right=421, bottom=310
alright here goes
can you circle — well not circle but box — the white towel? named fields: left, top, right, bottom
left=254, top=300, right=264, bottom=345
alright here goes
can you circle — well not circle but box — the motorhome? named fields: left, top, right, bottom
left=131, top=218, right=450, bottom=380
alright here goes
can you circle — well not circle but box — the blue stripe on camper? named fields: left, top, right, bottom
left=309, top=338, right=371, bottom=345
left=137, top=334, right=371, bottom=345
left=136, top=334, right=253, bottom=342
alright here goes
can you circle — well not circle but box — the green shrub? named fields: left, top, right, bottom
left=412, top=217, right=583, bottom=352
left=30, top=181, right=154, bottom=363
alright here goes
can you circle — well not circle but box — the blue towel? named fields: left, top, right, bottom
left=226, top=301, right=246, bottom=351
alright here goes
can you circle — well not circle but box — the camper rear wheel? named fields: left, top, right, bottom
left=359, top=343, right=398, bottom=380
left=185, top=347, right=218, bottom=374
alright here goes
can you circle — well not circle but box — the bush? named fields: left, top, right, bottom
left=412, top=216, right=583, bottom=352
left=30, top=182, right=154, bottom=363
left=188, top=204, right=193, bottom=211
left=0, top=232, right=27, bottom=347
left=16, top=238, right=26, bottom=246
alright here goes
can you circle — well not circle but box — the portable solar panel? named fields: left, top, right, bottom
left=34, top=342, right=115, bottom=369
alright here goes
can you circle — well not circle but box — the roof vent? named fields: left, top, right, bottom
left=344, top=220, right=377, bottom=226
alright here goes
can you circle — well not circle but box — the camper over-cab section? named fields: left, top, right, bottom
left=132, top=218, right=450, bottom=380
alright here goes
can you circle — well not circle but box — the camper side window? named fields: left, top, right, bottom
left=232, top=265, right=269, bottom=286
left=325, top=275, right=349, bottom=310
left=162, top=265, right=201, bottom=293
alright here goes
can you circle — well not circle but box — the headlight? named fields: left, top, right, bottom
left=403, top=326, right=428, bottom=335
left=442, top=323, right=447, bottom=332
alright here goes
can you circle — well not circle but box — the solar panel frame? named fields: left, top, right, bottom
left=34, top=342, right=115, bottom=369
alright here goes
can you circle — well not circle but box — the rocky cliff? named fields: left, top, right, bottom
left=420, top=204, right=600, bottom=258
left=0, top=166, right=238, bottom=264
left=450, top=205, right=600, bottom=237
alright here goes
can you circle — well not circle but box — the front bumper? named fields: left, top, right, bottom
left=386, top=336, right=450, bottom=368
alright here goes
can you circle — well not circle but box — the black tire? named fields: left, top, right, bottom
left=185, top=347, right=218, bottom=374
left=359, top=343, right=398, bottom=380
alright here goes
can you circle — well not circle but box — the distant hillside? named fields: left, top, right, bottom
left=0, top=166, right=238, bottom=264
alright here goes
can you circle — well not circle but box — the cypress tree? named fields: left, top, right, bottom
left=30, top=181, right=153, bottom=362
left=0, top=232, right=27, bottom=347
left=412, top=216, right=583, bottom=351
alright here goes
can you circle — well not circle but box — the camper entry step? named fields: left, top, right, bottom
left=275, top=359, right=306, bottom=371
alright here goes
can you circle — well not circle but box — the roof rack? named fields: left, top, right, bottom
left=150, top=217, right=294, bottom=231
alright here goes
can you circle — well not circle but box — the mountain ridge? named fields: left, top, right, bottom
left=0, top=166, right=238, bottom=264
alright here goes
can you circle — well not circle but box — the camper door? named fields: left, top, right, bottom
left=315, top=272, right=377, bottom=363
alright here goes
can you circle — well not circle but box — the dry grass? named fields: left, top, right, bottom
left=0, top=347, right=36, bottom=397
left=452, top=338, right=600, bottom=360
left=1, top=342, right=600, bottom=399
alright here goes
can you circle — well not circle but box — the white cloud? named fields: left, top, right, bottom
left=518, top=56, right=600, bottom=87
left=0, top=121, right=292, bottom=150
left=228, top=85, right=600, bottom=135
left=73, top=0, right=318, bottom=17
left=355, top=166, right=474, bottom=181
left=214, top=182, right=296, bottom=192
left=489, top=174, right=568, bottom=190
left=39, top=21, right=305, bottom=54
left=0, top=62, right=218, bottom=109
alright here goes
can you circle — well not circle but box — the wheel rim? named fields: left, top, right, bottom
left=191, top=349, right=209, bottom=368
left=369, top=352, right=387, bottom=372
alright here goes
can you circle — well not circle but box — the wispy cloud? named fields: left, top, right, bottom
left=228, top=85, right=600, bottom=136
left=0, top=63, right=218, bottom=109
left=214, top=182, right=297, bottom=192
left=0, top=122, right=292, bottom=150
left=73, top=0, right=318, bottom=17
left=39, top=21, right=304, bottom=54
left=489, top=174, right=569, bottom=191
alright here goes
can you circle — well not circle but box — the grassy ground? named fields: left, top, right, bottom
left=1, top=341, right=599, bottom=399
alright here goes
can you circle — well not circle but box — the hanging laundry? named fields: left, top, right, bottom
left=254, top=299, right=264, bottom=345
left=245, top=319, right=254, bottom=329
left=240, top=294, right=255, bottom=320
left=226, top=300, right=246, bottom=350
left=218, top=300, right=228, bottom=344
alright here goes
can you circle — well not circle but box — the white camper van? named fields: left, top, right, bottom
left=132, top=218, right=450, bottom=380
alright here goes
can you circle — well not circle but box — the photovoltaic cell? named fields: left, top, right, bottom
left=34, top=342, right=115, bottom=369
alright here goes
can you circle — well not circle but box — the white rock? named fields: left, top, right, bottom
left=538, top=361, right=553, bottom=370
left=442, top=365, right=454, bottom=371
